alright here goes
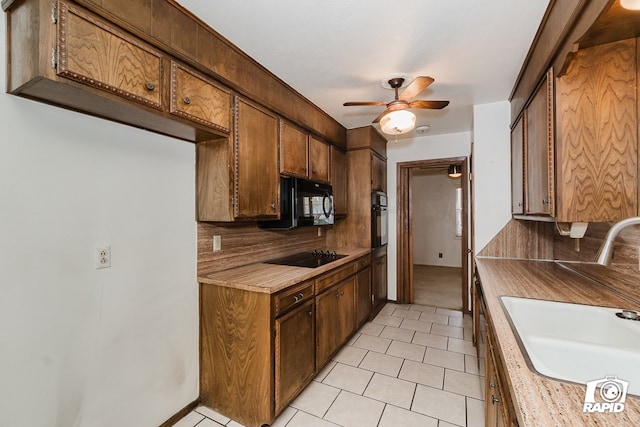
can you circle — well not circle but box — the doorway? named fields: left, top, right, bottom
left=396, top=157, right=471, bottom=312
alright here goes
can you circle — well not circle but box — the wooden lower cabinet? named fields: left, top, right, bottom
left=355, top=263, right=372, bottom=327
left=372, top=246, right=388, bottom=317
left=316, top=277, right=356, bottom=369
left=200, top=257, right=367, bottom=426
left=275, top=299, right=315, bottom=413
left=485, top=316, right=519, bottom=427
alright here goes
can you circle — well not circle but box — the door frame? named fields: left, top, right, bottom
left=396, top=156, right=471, bottom=312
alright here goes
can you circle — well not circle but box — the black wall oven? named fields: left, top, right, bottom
left=371, top=191, right=388, bottom=248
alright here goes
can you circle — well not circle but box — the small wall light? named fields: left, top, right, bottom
left=448, top=164, right=462, bottom=178
left=380, top=110, right=416, bottom=135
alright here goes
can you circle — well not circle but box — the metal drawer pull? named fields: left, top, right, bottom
left=292, top=292, right=305, bottom=303
left=491, top=395, right=500, bottom=404
left=145, top=82, right=155, bottom=91
left=183, top=97, right=191, bottom=105
left=489, top=382, right=498, bottom=388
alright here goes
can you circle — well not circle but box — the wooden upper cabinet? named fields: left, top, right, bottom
left=511, top=115, right=525, bottom=215
left=525, top=68, right=555, bottom=216
left=371, top=152, right=386, bottom=192
left=234, top=98, right=280, bottom=219
left=57, top=1, right=163, bottom=109
left=309, top=137, right=331, bottom=183
left=331, top=146, right=348, bottom=217
left=280, top=121, right=309, bottom=178
left=170, top=61, right=231, bottom=133
left=556, top=38, right=638, bottom=222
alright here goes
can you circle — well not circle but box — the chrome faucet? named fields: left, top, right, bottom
left=595, top=217, right=640, bottom=265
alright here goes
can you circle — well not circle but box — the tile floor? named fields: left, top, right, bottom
left=173, top=303, right=486, bottom=427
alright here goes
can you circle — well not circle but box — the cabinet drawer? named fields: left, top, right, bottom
left=170, top=62, right=231, bottom=133
left=315, top=262, right=356, bottom=294
left=57, top=1, right=163, bottom=109
left=273, top=281, right=314, bottom=317
left=355, top=256, right=370, bottom=271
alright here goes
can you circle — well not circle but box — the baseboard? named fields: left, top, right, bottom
left=158, top=399, right=200, bottom=427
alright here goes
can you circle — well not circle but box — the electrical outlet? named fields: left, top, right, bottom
left=438, top=252, right=443, bottom=258
left=213, top=235, right=222, bottom=252
left=96, top=246, right=111, bottom=269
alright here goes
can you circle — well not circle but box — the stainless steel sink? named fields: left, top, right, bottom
left=501, top=296, right=640, bottom=396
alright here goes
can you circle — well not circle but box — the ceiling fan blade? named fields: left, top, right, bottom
left=398, top=76, right=434, bottom=101
left=409, top=100, right=450, bottom=110
left=343, top=101, right=387, bottom=106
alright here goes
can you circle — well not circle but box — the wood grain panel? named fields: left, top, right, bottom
left=309, top=137, right=330, bottom=183
left=553, top=221, right=640, bottom=268
left=331, top=146, right=348, bottom=217
left=511, top=116, right=525, bottom=214
left=478, top=219, right=554, bottom=260
left=170, top=61, right=231, bottom=133
left=280, top=120, right=309, bottom=178
left=196, top=138, right=233, bottom=221
left=197, top=222, right=326, bottom=275
left=556, top=38, right=638, bottom=222
left=525, top=69, right=554, bottom=216
left=57, top=1, right=163, bottom=109
left=274, top=299, right=315, bottom=413
left=234, top=98, right=280, bottom=219
left=200, top=285, right=272, bottom=427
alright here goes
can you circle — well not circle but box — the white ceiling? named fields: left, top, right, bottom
left=176, top=0, right=550, bottom=139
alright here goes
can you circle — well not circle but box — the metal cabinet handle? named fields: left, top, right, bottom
left=293, top=295, right=300, bottom=303
left=491, top=395, right=500, bottom=404
left=489, top=382, right=498, bottom=389
left=340, top=291, right=345, bottom=296
left=542, top=199, right=549, bottom=205
left=271, top=203, right=276, bottom=210
left=308, top=310, right=313, bottom=317
left=145, top=82, right=155, bottom=91
left=183, top=96, right=191, bottom=105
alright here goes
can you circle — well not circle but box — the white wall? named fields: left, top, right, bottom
left=386, top=132, right=472, bottom=300
left=0, top=17, right=198, bottom=427
left=472, top=101, right=512, bottom=252
left=413, top=173, right=462, bottom=267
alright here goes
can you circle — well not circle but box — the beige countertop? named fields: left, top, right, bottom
left=198, top=247, right=371, bottom=294
left=476, top=257, right=640, bottom=426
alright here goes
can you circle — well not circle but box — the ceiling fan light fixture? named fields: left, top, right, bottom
left=620, top=0, right=640, bottom=10
left=380, top=110, right=416, bottom=135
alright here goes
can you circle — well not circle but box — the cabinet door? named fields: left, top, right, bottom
left=372, top=249, right=387, bottom=315
left=234, top=98, right=279, bottom=219
left=371, top=153, right=386, bottom=192
left=275, top=299, right=315, bottom=413
left=57, top=1, right=163, bottom=109
left=280, top=121, right=309, bottom=178
left=331, top=146, right=348, bottom=217
left=170, top=61, right=231, bottom=133
left=309, top=137, right=331, bottom=183
left=525, top=69, right=554, bottom=216
left=355, top=266, right=372, bottom=327
left=316, top=278, right=355, bottom=369
left=556, top=39, right=638, bottom=222
left=511, top=115, right=525, bottom=215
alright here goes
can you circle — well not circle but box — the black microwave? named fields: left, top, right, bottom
left=258, top=177, right=334, bottom=229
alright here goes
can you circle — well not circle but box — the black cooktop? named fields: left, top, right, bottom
left=265, top=250, right=347, bottom=268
